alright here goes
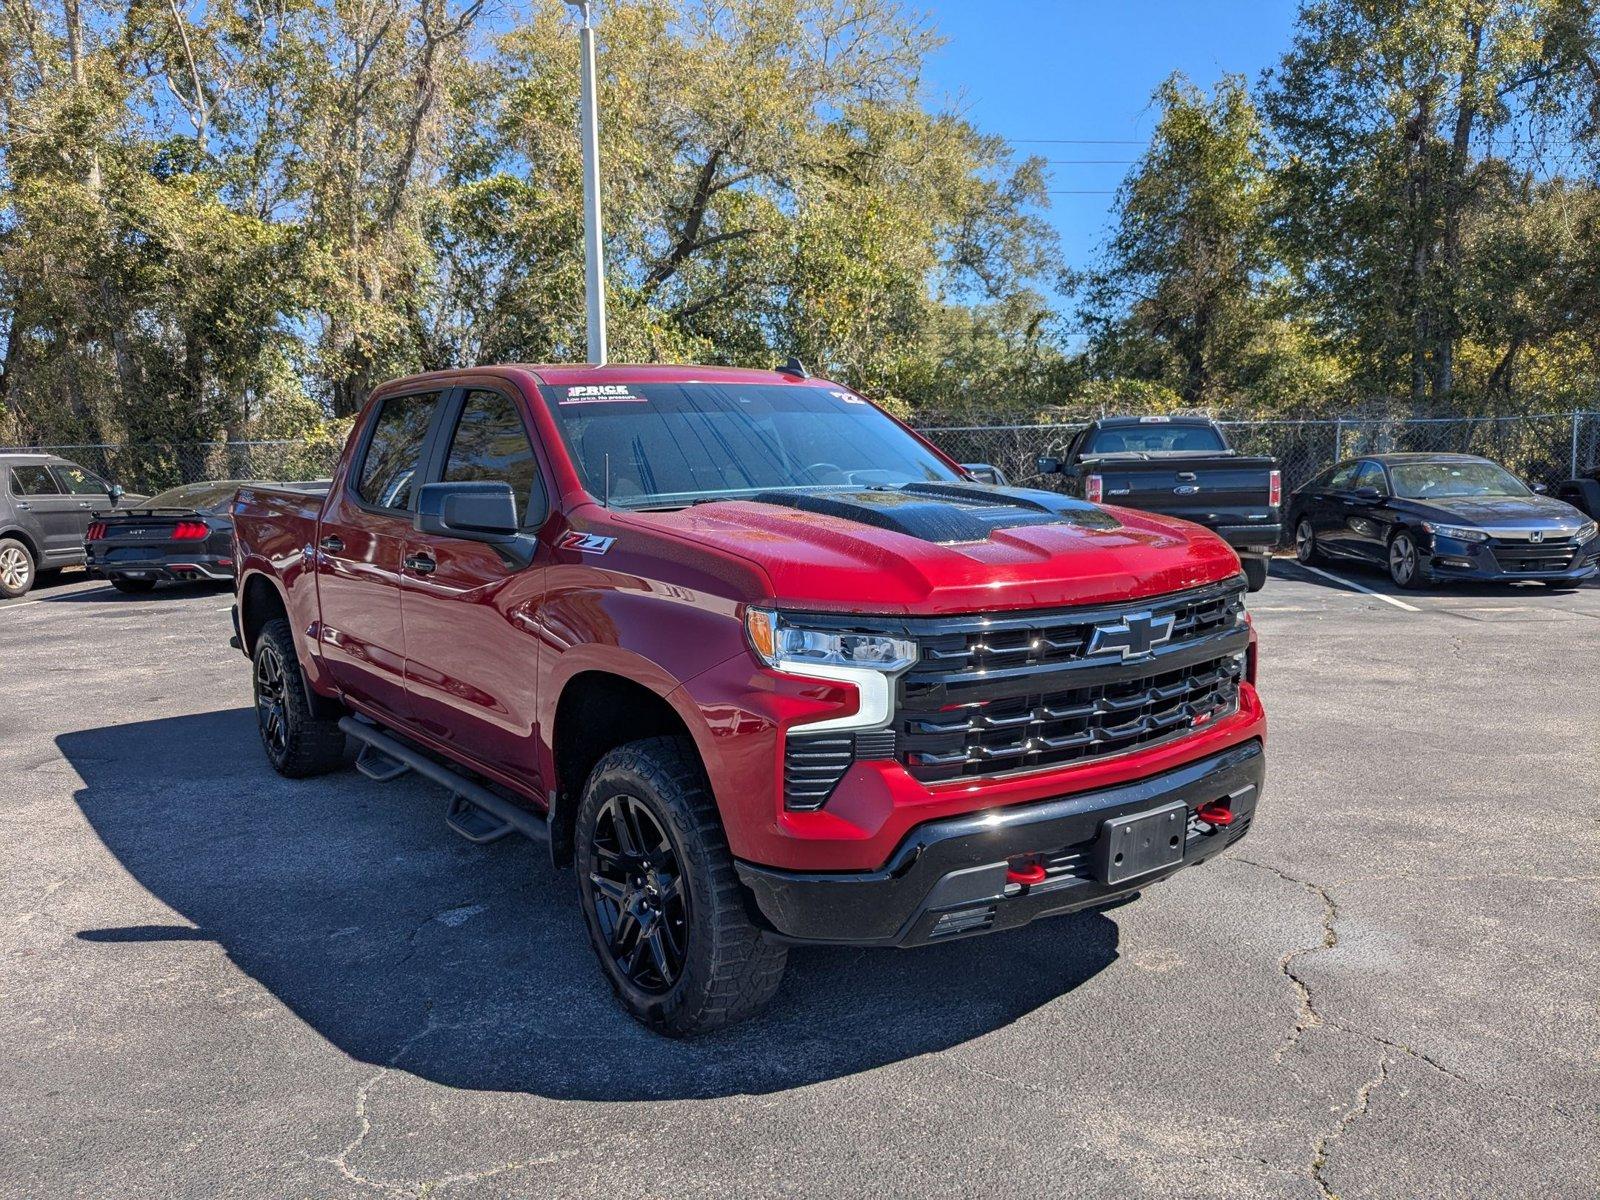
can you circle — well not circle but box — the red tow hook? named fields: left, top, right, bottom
left=1006, top=856, right=1048, bottom=887
left=1195, top=801, right=1234, bottom=828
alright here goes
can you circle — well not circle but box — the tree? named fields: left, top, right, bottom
left=1074, top=73, right=1274, bottom=407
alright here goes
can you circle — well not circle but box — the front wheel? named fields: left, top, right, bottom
left=1388, top=530, right=1427, bottom=590
left=0, top=538, right=35, bottom=598
left=575, top=736, right=787, bottom=1037
left=1241, top=557, right=1269, bottom=592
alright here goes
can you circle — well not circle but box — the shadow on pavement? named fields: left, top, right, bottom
left=60, top=709, right=1119, bottom=1101
left=1272, top=555, right=1596, bottom=597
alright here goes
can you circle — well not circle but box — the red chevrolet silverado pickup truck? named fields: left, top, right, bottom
left=231, top=364, right=1266, bottom=1035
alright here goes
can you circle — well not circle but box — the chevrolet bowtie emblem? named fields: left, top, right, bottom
left=1087, top=611, right=1176, bottom=660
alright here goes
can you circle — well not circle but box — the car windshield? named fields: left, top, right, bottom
left=1085, top=424, right=1226, bottom=454
left=538, top=381, right=960, bottom=508
left=140, top=481, right=258, bottom=513
left=1388, top=461, right=1530, bottom=500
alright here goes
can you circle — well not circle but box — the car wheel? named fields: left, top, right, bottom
left=110, top=577, right=158, bottom=595
left=1241, top=557, right=1269, bottom=592
left=1294, top=518, right=1324, bottom=565
left=575, top=736, right=788, bottom=1037
left=1388, top=530, right=1426, bottom=590
left=253, top=617, right=347, bottom=777
left=0, top=538, right=35, bottom=598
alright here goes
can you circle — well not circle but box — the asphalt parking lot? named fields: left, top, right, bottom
left=2, top=562, right=1596, bottom=1199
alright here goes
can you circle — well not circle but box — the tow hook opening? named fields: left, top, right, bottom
left=1194, top=800, right=1234, bottom=829
left=1005, top=855, right=1048, bottom=886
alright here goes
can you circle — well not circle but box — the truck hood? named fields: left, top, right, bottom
left=616, top=483, right=1243, bottom=614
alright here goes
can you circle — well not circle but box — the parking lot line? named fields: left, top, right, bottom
left=1292, top=562, right=1422, bottom=612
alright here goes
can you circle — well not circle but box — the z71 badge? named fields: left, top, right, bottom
left=560, top=531, right=617, bottom=555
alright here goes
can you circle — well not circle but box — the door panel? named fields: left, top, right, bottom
left=1315, top=463, right=1363, bottom=555
left=316, top=390, right=444, bottom=721
left=9, top=465, right=78, bottom=559
left=401, top=386, right=546, bottom=785
left=50, top=462, right=113, bottom=544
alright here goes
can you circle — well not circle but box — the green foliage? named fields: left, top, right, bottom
left=0, top=0, right=1066, bottom=457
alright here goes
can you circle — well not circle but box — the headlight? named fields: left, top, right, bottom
left=1421, top=522, right=1488, bottom=543
left=744, top=609, right=916, bottom=672
left=744, top=608, right=915, bottom=732
left=1576, top=520, right=1599, bottom=544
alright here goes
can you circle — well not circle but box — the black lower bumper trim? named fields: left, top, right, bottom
left=736, top=740, right=1264, bottom=948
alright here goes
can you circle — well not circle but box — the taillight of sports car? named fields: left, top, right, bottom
left=173, top=521, right=210, bottom=540
left=86, top=522, right=108, bottom=541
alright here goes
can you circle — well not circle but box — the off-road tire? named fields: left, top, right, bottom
left=1241, top=557, right=1269, bottom=592
left=575, top=736, right=788, bottom=1037
left=0, top=538, right=35, bottom=598
left=111, top=577, right=157, bottom=594
left=253, top=617, right=347, bottom=777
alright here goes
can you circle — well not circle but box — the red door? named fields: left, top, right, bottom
left=399, top=386, right=547, bottom=789
left=316, top=389, right=444, bottom=721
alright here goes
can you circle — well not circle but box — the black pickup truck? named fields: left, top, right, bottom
left=1038, top=416, right=1282, bottom=591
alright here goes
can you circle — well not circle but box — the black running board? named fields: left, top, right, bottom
left=355, top=742, right=411, bottom=782
left=338, top=717, right=550, bottom=844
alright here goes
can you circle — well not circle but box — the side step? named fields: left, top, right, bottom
left=338, top=717, right=550, bottom=845
left=355, top=743, right=411, bottom=782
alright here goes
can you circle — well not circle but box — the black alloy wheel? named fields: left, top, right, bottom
left=254, top=634, right=292, bottom=761
left=586, top=794, right=690, bottom=994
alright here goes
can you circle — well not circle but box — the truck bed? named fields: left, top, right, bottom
left=1082, top=453, right=1277, bottom=532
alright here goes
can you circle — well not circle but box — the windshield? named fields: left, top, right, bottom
left=1388, top=461, right=1530, bottom=500
left=1085, top=423, right=1226, bottom=454
left=539, top=382, right=960, bottom=508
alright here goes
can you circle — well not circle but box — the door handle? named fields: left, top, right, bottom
left=319, top=535, right=345, bottom=554
left=78, top=501, right=92, bottom=508
left=15, top=502, right=29, bottom=511
left=403, top=551, right=436, bottom=575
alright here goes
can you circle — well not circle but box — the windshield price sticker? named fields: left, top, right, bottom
left=561, top=385, right=648, bottom=405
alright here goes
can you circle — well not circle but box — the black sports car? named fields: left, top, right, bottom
left=85, top=480, right=282, bottom=594
left=1288, top=453, right=1599, bottom=590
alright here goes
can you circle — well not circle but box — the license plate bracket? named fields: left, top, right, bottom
left=1094, top=801, right=1188, bottom=885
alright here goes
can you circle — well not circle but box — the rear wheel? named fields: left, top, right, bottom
left=1294, top=518, right=1324, bottom=566
left=0, top=538, right=34, bottom=598
left=1388, top=530, right=1426, bottom=590
left=111, top=577, right=157, bottom=595
left=575, top=736, right=787, bottom=1037
left=1241, top=557, right=1269, bottom=592
left=253, top=618, right=347, bottom=777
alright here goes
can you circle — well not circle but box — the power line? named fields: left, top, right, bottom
left=1045, top=159, right=1138, bottom=164
left=1049, top=190, right=1118, bottom=195
left=1013, top=138, right=1147, bottom=145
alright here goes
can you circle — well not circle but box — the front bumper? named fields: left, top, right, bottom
left=1422, top=535, right=1599, bottom=584
left=737, top=739, right=1263, bottom=948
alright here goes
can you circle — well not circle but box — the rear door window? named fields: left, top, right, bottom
left=355, top=392, right=442, bottom=510
left=10, top=465, right=62, bottom=495
left=440, top=389, right=544, bottom=527
left=1327, top=462, right=1361, bottom=491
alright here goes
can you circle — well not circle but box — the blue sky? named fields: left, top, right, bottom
left=921, top=1, right=1303, bottom=275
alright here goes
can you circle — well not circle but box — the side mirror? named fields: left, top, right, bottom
left=414, top=481, right=520, bottom=542
left=108, top=484, right=125, bottom=505
left=1352, top=486, right=1383, bottom=501
left=1530, top=482, right=1549, bottom=495
left=962, top=463, right=1009, bottom=486
left=1035, top=456, right=1062, bottom=476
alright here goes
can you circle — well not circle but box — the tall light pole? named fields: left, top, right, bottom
left=566, top=0, right=607, bottom=364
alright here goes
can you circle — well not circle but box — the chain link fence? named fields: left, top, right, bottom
left=916, top=411, right=1600, bottom=495
left=6, top=411, right=1598, bottom=500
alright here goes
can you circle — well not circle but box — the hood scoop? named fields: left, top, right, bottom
left=745, top=481, right=1120, bottom=544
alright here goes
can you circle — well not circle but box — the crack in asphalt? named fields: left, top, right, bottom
left=1235, top=856, right=1588, bottom=1128
left=1311, top=1054, right=1391, bottom=1200
left=1236, top=857, right=1337, bottom=1063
